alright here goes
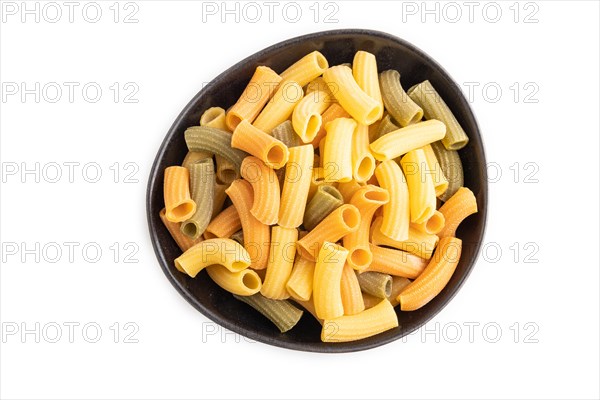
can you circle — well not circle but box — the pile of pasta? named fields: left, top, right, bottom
left=160, top=50, right=478, bottom=343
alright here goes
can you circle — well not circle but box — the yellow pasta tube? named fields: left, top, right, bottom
left=278, top=145, right=314, bottom=228
left=292, top=90, right=330, bottom=143
left=200, top=106, right=228, bottom=131
left=399, top=237, right=462, bottom=311
left=437, top=187, right=478, bottom=239
left=337, top=179, right=363, bottom=204
left=321, top=299, right=398, bottom=342
left=225, top=179, right=270, bottom=270
left=280, top=51, right=329, bottom=87
left=352, top=51, right=384, bottom=121
left=240, top=156, right=280, bottom=225
left=296, top=204, right=360, bottom=261
left=340, top=263, right=365, bottom=315
left=313, top=242, right=348, bottom=320
left=351, top=123, right=376, bottom=183
left=343, top=185, right=389, bottom=271
left=371, top=216, right=439, bottom=260
left=159, top=208, right=202, bottom=254
left=206, top=265, right=262, bottom=296
left=322, top=65, right=382, bottom=125
left=411, top=210, right=445, bottom=235
left=231, top=120, right=289, bottom=169
left=174, top=238, right=250, bottom=278
left=286, top=256, right=315, bottom=302
left=421, top=144, right=449, bottom=197
left=322, top=117, right=356, bottom=182
left=226, top=66, right=282, bottom=131
left=311, top=102, right=351, bottom=147
left=163, top=166, right=196, bottom=222
left=400, top=149, right=437, bottom=224
left=253, top=81, right=304, bottom=134
left=261, top=226, right=298, bottom=300
left=204, top=205, right=242, bottom=239
left=374, top=160, right=410, bottom=241
left=370, top=120, right=446, bottom=161
left=365, top=244, right=427, bottom=279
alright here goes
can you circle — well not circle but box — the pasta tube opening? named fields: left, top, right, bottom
left=242, top=270, right=261, bottom=291
left=342, top=206, right=361, bottom=230
left=266, top=143, right=287, bottom=168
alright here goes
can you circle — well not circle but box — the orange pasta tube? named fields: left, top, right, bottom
left=231, top=120, right=289, bottom=169
left=399, top=237, right=462, bottom=311
left=226, top=66, right=282, bottom=130
left=241, top=156, right=280, bottom=225
left=225, top=179, right=270, bottom=270
left=340, top=263, right=365, bottom=315
left=371, top=216, right=439, bottom=260
left=310, top=103, right=351, bottom=147
left=343, top=185, right=389, bottom=271
left=365, top=244, right=427, bottom=279
left=437, top=187, right=478, bottom=239
left=278, top=145, right=314, bottom=228
left=296, top=204, right=360, bottom=261
left=159, top=209, right=202, bottom=255
left=163, top=166, right=196, bottom=222
left=411, top=210, right=445, bottom=235
left=261, top=226, right=298, bottom=299
left=313, top=242, right=347, bottom=320
left=204, top=205, right=242, bottom=239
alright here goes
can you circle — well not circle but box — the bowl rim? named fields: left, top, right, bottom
left=146, top=28, right=488, bottom=353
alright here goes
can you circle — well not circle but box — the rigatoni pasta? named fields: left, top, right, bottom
left=225, top=66, right=282, bottom=130
left=163, top=166, right=196, bottom=223
left=160, top=49, right=479, bottom=343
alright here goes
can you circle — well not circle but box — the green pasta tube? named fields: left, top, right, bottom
left=303, top=185, right=344, bottom=231
left=181, top=158, right=214, bottom=239
left=184, top=126, right=247, bottom=176
left=376, top=114, right=401, bottom=140
left=233, top=293, right=304, bottom=333
left=272, top=120, right=303, bottom=148
left=408, top=80, right=469, bottom=150
left=379, top=70, right=423, bottom=127
left=430, top=140, right=464, bottom=202
left=231, top=230, right=244, bottom=246
left=357, top=271, right=392, bottom=299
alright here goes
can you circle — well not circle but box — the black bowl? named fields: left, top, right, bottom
left=147, top=29, right=487, bottom=352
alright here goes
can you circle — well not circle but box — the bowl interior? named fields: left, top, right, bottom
left=147, top=29, right=487, bottom=352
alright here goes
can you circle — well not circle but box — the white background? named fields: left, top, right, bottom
left=1, top=1, right=599, bottom=399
